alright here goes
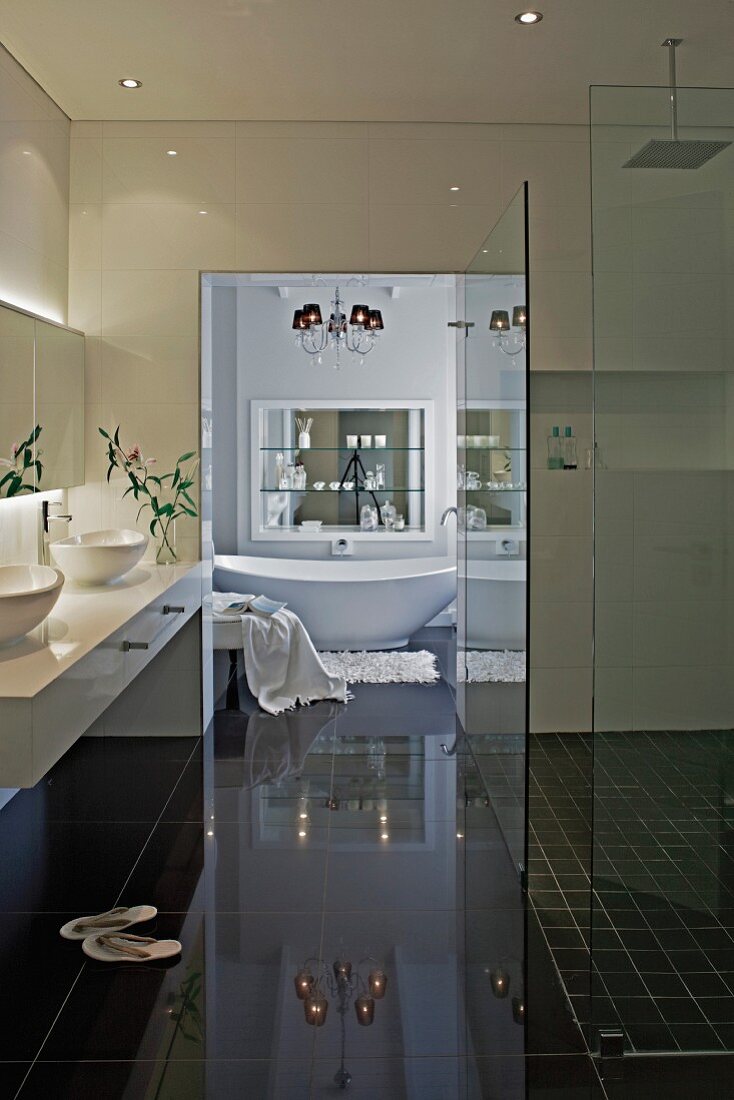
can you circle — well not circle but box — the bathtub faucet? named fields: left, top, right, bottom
left=440, top=506, right=458, bottom=526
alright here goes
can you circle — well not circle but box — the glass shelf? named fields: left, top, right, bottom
left=260, top=446, right=425, bottom=452
left=462, top=446, right=525, bottom=452
left=464, top=487, right=526, bottom=493
left=260, top=487, right=425, bottom=493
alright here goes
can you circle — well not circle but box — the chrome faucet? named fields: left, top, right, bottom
left=40, top=499, right=72, bottom=565
left=440, top=506, right=458, bottom=526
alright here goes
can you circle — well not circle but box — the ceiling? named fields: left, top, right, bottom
left=1, top=0, right=733, bottom=123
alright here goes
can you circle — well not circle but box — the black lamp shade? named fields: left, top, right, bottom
left=490, top=967, right=510, bottom=998
left=368, top=969, right=387, bottom=998
left=512, top=305, right=527, bottom=329
left=303, top=303, right=322, bottom=325
left=355, top=994, right=375, bottom=1026
left=512, top=996, right=526, bottom=1024
left=367, top=309, right=384, bottom=331
left=292, top=309, right=307, bottom=330
left=304, top=991, right=328, bottom=1026
left=333, top=959, right=352, bottom=981
left=489, top=310, right=510, bottom=332
left=349, top=304, right=370, bottom=326
left=294, top=968, right=313, bottom=1000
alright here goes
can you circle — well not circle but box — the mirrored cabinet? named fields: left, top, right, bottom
left=0, top=300, right=84, bottom=498
left=251, top=400, right=433, bottom=540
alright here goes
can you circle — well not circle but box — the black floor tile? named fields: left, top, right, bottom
left=601, top=1053, right=734, bottom=1100
left=0, top=914, right=85, bottom=1060
left=115, top=822, right=204, bottom=913
left=0, top=821, right=153, bottom=913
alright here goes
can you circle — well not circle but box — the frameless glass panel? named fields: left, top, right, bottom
left=457, top=186, right=531, bottom=1085
left=459, top=184, right=529, bottom=873
left=591, top=83, right=734, bottom=1056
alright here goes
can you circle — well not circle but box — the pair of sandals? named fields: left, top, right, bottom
left=59, top=905, right=181, bottom=963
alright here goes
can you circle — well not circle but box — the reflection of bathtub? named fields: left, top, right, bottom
left=463, top=559, right=526, bottom=650
left=214, top=554, right=457, bottom=650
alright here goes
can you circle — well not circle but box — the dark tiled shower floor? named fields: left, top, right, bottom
left=530, top=731, right=734, bottom=1054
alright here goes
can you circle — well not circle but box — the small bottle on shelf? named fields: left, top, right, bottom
left=563, top=426, right=578, bottom=470
left=547, top=426, right=562, bottom=470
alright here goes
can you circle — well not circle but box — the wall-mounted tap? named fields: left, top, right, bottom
left=440, top=506, right=458, bottom=526
left=40, top=499, right=72, bottom=564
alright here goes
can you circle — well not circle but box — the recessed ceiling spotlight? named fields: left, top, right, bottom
left=22, top=150, right=31, bottom=156
left=515, top=10, right=543, bottom=23
left=380, top=832, right=389, bottom=840
left=198, top=210, right=208, bottom=215
left=166, top=149, right=178, bottom=156
left=118, top=78, right=143, bottom=88
left=450, top=186, right=460, bottom=191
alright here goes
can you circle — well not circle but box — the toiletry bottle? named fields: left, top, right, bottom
left=563, top=426, right=578, bottom=470
left=275, top=452, right=285, bottom=486
left=547, top=426, right=562, bottom=470
left=380, top=499, right=397, bottom=529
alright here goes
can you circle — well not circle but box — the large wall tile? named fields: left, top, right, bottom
left=102, top=136, right=236, bottom=203
left=237, top=137, right=368, bottom=204
left=530, top=668, right=592, bottom=734
left=235, top=203, right=368, bottom=270
left=101, top=269, right=199, bottom=337
left=368, top=203, right=499, bottom=271
left=368, top=139, right=501, bottom=206
left=102, top=203, right=236, bottom=269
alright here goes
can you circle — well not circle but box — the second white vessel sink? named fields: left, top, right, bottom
left=51, top=529, right=148, bottom=585
left=0, top=564, right=64, bottom=646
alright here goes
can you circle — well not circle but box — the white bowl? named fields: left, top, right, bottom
left=0, top=564, right=64, bottom=646
left=51, top=529, right=148, bottom=585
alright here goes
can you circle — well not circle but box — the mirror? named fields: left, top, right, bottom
left=252, top=400, right=431, bottom=538
left=0, top=306, right=35, bottom=497
left=0, top=302, right=84, bottom=498
left=34, top=318, right=85, bottom=493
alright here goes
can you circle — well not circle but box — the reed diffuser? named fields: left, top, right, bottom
left=296, top=416, right=313, bottom=449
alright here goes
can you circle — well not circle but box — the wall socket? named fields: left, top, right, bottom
left=497, top=538, right=519, bottom=556
left=331, top=538, right=354, bottom=557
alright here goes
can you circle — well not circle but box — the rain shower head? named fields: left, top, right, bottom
left=623, top=39, right=731, bottom=169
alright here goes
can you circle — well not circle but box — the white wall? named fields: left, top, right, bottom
left=213, top=282, right=456, bottom=561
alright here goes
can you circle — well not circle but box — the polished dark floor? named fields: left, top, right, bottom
left=0, top=628, right=608, bottom=1099
left=530, top=731, right=734, bottom=1055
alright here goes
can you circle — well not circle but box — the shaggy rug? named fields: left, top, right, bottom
left=461, top=650, right=526, bottom=683
left=319, top=649, right=440, bottom=684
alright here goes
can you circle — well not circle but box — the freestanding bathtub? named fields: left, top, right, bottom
left=463, top=558, right=526, bottom=649
left=214, top=554, right=457, bottom=650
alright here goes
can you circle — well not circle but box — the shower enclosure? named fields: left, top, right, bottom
left=590, top=82, right=734, bottom=1056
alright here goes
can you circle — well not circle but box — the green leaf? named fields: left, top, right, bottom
left=149, top=518, right=158, bottom=537
left=98, top=427, right=110, bottom=440
left=178, top=451, right=196, bottom=464
left=113, top=426, right=121, bottom=447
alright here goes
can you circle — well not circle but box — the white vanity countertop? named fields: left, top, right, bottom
left=0, top=561, right=202, bottom=698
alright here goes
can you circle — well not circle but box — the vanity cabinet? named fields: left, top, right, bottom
left=0, top=563, right=202, bottom=788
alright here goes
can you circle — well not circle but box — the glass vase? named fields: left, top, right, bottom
left=155, top=518, right=177, bottom=565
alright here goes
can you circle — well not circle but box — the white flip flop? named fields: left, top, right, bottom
left=59, top=905, right=157, bottom=941
left=82, top=932, right=182, bottom=963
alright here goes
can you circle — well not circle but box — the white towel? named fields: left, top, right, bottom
left=240, top=607, right=349, bottom=715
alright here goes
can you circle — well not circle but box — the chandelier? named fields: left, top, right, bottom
left=294, top=955, right=388, bottom=1089
left=489, top=304, right=526, bottom=357
left=292, top=286, right=384, bottom=368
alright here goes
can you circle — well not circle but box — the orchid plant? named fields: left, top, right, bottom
left=99, top=426, right=198, bottom=564
left=0, top=425, right=43, bottom=497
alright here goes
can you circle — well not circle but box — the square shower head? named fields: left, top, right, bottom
left=623, top=138, right=731, bottom=169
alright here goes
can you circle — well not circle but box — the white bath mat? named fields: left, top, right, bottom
left=461, top=650, right=526, bottom=683
left=319, top=649, right=440, bottom=685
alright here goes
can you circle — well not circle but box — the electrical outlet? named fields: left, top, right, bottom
left=331, top=538, right=354, bottom=557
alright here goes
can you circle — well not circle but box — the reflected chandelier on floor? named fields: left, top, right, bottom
left=292, top=286, right=384, bottom=369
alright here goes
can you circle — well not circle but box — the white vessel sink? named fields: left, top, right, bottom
left=51, top=529, right=148, bottom=585
left=0, top=565, right=64, bottom=646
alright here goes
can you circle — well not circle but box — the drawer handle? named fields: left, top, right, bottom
left=122, top=641, right=149, bottom=652
left=163, top=604, right=185, bottom=614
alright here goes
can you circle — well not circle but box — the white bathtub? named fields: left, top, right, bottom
left=214, top=554, right=457, bottom=650
left=463, top=559, right=526, bottom=650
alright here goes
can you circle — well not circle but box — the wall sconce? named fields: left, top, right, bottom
left=490, top=305, right=526, bottom=358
